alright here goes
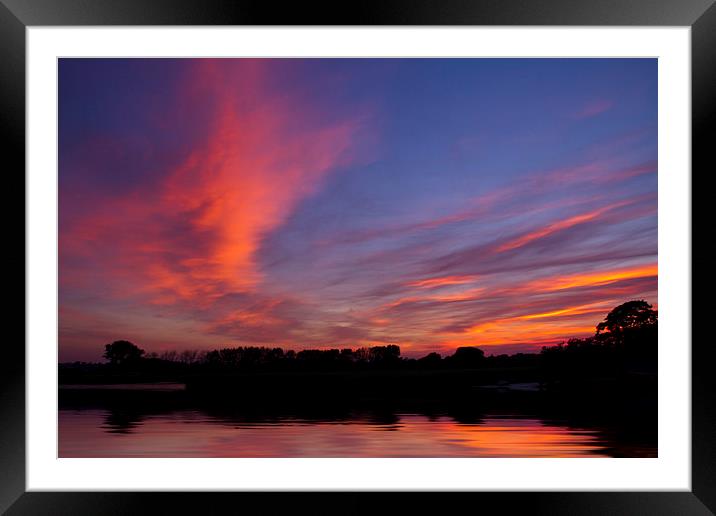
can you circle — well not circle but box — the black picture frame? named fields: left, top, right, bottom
left=3, top=1, right=714, bottom=514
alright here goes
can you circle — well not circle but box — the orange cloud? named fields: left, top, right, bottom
left=450, top=320, right=596, bottom=348
left=517, top=302, right=612, bottom=320
left=211, top=298, right=285, bottom=328
left=531, top=263, right=657, bottom=292
left=62, top=60, right=362, bottom=306
left=367, top=261, right=656, bottom=351
left=156, top=63, right=356, bottom=298
left=495, top=202, right=629, bottom=253
left=406, top=275, right=478, bottom=289
left=433, top=300, right=618, bottom=349
left=386, top=287, right=486, bottom=309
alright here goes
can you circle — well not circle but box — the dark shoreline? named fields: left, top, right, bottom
left=58, top=371, right=657, bottom=419
left=59, top=364, right=656, bottom=400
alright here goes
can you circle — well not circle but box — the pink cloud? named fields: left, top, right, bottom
left=573, top=99, right=614, bottom=119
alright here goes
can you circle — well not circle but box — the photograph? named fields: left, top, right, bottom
left=57, top=57, right=659, bottom=459
left=4, top=0, right=712, bottom=509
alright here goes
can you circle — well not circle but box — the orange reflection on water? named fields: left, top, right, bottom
left=427, top=419, right=606, bottom=457
left=59, top=410, right=613, bottom=458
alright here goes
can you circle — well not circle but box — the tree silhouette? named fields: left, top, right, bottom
left=542, top=300, right=658, bottom=379
left=418, top=352, right=442, bottom=368
left=103, top=340, right=145, bottom=366
left=596, top=300, right=657, bottom=338
left=446, top=346, right=485, bottom=368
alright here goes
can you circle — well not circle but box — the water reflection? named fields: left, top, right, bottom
left=102, top=410, right=146, bottom=434
left=58, top=383, right=656, bottom=458
left=59, top=407, right=630, bottom=458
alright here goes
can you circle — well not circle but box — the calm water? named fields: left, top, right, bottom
left=58, top=384, right=657, bottom=458
left=59, top=409, right=649, bottom=458
left=60, top=410, right=608, bottom=457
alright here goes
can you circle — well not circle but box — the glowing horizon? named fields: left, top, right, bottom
left=59, top=58, right=657, bottom=361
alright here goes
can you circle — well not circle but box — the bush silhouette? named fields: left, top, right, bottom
left=596, top=300, right=657, bottom=341
left=445, top=346, right=485, bottom=368
left=103, top=340, right=145, bottom=366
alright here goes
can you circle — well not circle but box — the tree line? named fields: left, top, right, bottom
left=65, top=300, right=656, bottom=378
left=98, top=339, right=497, bottom=373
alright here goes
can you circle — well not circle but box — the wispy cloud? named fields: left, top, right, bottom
left=573, top=99, right=614, bottom=119
left=59, top=59, right=657, bottom=361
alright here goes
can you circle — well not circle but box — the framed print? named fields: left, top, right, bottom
left=4, top=0, right=715, bottom=514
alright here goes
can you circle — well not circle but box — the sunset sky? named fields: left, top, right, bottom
left=59, top=58, right=657, bottom=362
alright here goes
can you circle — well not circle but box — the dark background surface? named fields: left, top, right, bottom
left=1, top=0, right=715, bottom=25
left=3, top=0, right=715, bottom=514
